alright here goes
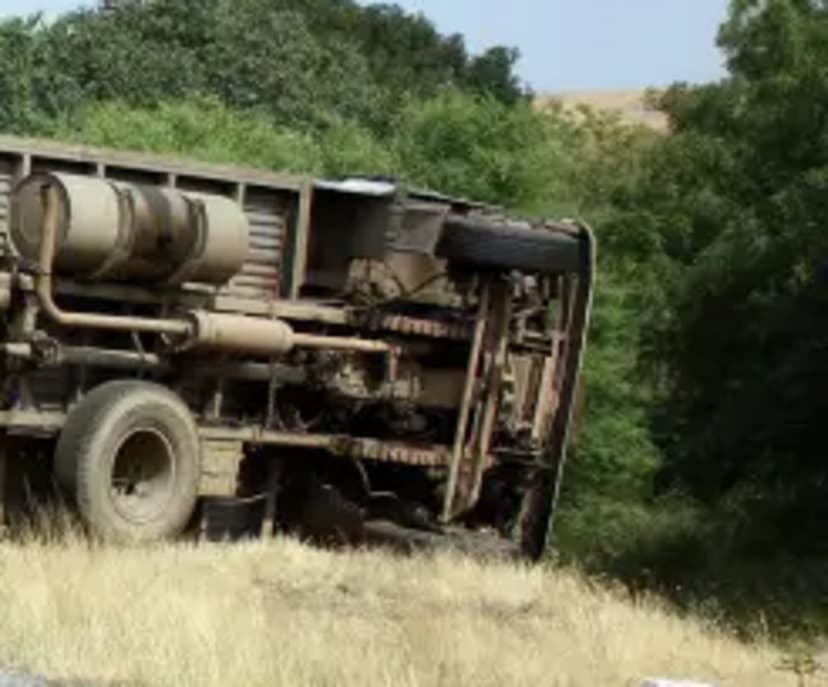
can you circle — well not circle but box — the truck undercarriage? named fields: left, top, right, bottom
left=0, top=136, right=594, bottom=559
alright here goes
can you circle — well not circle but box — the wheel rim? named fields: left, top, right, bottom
left=110, top=428, right=176, bottom=524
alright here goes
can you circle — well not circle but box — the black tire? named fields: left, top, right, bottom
left=437, top=215, right=581, bottom=275
left=55, top=380, right=200, bottom=544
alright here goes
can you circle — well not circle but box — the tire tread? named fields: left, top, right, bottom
left=55, top=381, right=200, bottom=543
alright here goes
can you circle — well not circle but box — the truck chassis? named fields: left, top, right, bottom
left=0, top=136, right=594, bottom=559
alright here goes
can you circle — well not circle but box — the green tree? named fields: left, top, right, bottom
left=0, top=0, right=528, bottom=139
left=395, top=91, right=581, bottom=213
left=466, top=46, right=528, bottom=105
left=602, top=0, right=828, bottom=559
left=0, top=16, right=83, bottom=132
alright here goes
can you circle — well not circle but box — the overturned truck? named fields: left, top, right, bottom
left=0, top=136, right=594, bottom=558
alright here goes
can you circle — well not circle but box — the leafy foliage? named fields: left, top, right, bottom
left=0, top=0, right=528, bottom=135
left=395, top=92, right=582, bottom=214
left=0, top=16, right=83, bottom=133
left=47, top=99, right=325, bottom=173
left=466, top=46, right=528, bottom=105
left=633, top=0, right=828, bottom=555
left=551, top=0, right=828, bottom=638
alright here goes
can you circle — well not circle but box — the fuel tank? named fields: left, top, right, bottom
left=11, top=172, right=249, bottom=285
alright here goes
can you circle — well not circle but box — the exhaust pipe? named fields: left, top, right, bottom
left=184, top=311, right=392, bottom=356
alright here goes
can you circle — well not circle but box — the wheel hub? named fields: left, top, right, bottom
left=110, top=428, right=176, bottom=524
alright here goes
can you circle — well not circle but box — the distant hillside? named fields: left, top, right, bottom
left=538, top=90, right=669, bottom=132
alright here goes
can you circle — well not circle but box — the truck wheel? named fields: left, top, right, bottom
left=55, top=381, right=200, bottom=544
left=437, top=215, right=581, bottom=275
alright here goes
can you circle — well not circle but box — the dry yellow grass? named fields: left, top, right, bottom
left=537, top=90, right=670, bottom=132
left=0, top=536, right=782, bottom=687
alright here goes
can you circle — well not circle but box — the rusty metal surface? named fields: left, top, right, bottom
left=531, top=351, right=562, bottom=442
left=347, top=252, right=466, bottom=310
left=198, top=427, right=332, bottom=448
left=335, top=437, right=451, bottom=467
left=518, top=223, right=596, bottom=559
left=443, top=282, right=490, bottom=521
left=463, top=282, right=513, bottom=510
left=368, top=313, right=471, bottom=340
left=197, top=426, right=451, bottom=468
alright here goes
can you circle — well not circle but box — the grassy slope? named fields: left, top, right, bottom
left=0, top=536, right=780, bottom=686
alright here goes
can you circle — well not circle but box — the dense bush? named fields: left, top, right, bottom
left=48, top=99, right=325, bottom=173
left=613, top=0, right=828, bottom=559
left=0, top=0, right=528, bottom=135
left=555, top=0, right=828, bottom=638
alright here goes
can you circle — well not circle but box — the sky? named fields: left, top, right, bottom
left=1, top=0, right=730, bottom=92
